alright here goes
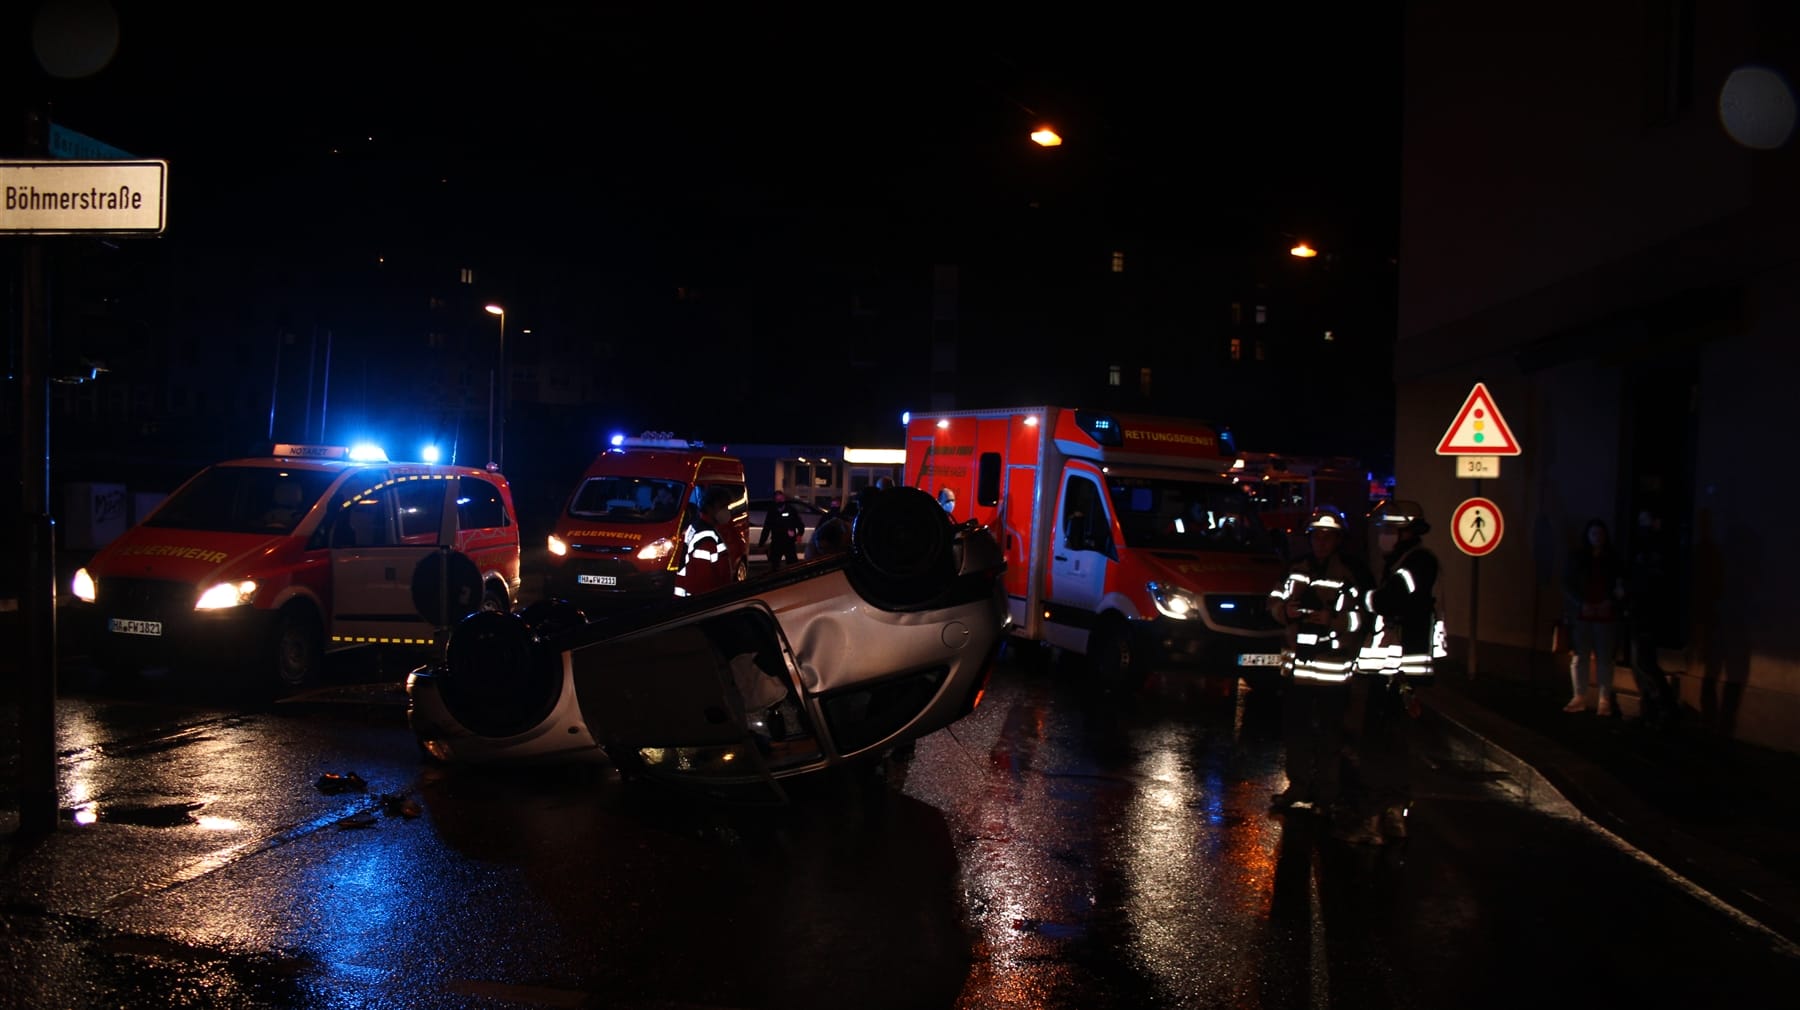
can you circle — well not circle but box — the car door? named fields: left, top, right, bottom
left=569, top=603, right=789, bottom=801
left=1044, top=465, right=1112, bottom=652
left=328, top=470, right=452, bottom=647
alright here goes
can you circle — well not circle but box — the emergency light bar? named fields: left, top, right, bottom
left=269, top=443, right=391, bottom=462
left=612, top=431, right=702, bottom=450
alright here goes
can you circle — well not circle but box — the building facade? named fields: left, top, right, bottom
left=1397, top=0, right=1798, bottom=749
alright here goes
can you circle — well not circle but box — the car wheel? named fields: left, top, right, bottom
left=441, top=610, right=559, bottom=738
left=1087, top=615, right=1144, bottom=694
left=271, top=606, right=324, bottom=695
left=480, top=580, right=510, bottom=614
left=850, top=486, right=956, bottom=606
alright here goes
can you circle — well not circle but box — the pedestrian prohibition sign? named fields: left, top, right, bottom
left=1452, top=497, right=1503, bottom=556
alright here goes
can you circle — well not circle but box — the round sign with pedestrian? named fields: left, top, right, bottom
left=1452, top=497, right=1503, bottom=556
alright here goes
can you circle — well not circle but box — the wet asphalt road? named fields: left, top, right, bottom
left=4, top=651, right=1798, bottom=1009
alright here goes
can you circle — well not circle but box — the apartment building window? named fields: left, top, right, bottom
left=1139, top=367, right=1152, bottom=397
left=1231, top=302, right=1243, bottom=325
left=1323, top=329, right=1336, bottom=342
left=459, top=268, right=474, bottom=285
left=427, top=332, right=445, bottom=349
left=1230, top=337, right=1243, bottom=362
left=1255, top=305, right=1267, bottom=325
left=1108, top=364, right=1122, bottom=387
left=1255, top=339, right=1266, bottom=362
left=1111, top=250, right=1125, bottom=273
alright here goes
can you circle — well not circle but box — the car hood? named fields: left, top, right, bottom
left=1140, top=549, right=1286, bottom=595
left=90, top=527, right=288, bottom=584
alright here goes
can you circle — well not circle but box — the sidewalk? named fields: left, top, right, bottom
left=1419, top=657, right=1800, bottom=953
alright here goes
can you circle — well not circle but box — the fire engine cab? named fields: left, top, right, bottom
left=906, top=407, right=1288, bottom=691
left=544, top=434, right=750, bottom=609
left=68, top=443, right=522, bottom=696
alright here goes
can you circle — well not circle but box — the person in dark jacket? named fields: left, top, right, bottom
left=1563, top=518, right=1626, bottom=716
left=1340, top=498, right=1442, bottom=845
left=759, top=490, right=807, bottom=572
left=1267, top=505, right=1373, bottom=815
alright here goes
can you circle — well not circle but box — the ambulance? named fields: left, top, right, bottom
left=544, top=434, right=750, bottom=609
left=1234, top=451, right=1376, bottom=559
left=905, top=407, right=1288, bottom=691
left=68, top=443, right=523, bottom=695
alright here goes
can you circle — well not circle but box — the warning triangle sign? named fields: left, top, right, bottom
left=1436, top=382, right=1521, bottom=455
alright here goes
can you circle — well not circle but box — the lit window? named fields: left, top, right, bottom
left=1255, top=305, right=1267, bottom=325
left=459, top=268, right=474, bottom=285
left=1111, top=250, right=1125, bottom=273
left=1139, top=367, right=1152, bottom=397
left=1324, top=330, right=1336, bottom=342
left=1108, top=364, right=1122, bottom=387
left=1230, top=337, right=1242, bottom=362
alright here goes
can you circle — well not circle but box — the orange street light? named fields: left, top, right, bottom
left=1030, top=127, right=1063, bottom=147
left=1290, top=242, right=1319, bottom=258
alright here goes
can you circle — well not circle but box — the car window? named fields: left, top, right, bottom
left=394, top=477, right=448, bottom=541
left=569, top=477, right=686, bottom=523
left=144, top=465, right=337, bottom=535
left=457, top=475, right=510, bottom=530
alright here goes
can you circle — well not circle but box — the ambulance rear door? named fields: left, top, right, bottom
left=324, top=469, right=452, bottom=648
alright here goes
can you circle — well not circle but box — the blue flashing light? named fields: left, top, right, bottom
left=421, top=445, right=442, bottom=464
left=609, top=433, right=625, bottom=448
left=901, top=410, right=911, bottom=426
left=1220, top=601, right=1237, bottom=610
left=347, top=442, right=389, bottom=462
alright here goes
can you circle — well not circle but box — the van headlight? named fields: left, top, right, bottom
left=71, top=567, right=96, bottom=603
left=637, top=538, right=674, bottom=562
left=1148, top=581, right=1199, bottom=620
left=195, top=580, right=258, bottom=610
left=547, top=534, right=568, bottom=557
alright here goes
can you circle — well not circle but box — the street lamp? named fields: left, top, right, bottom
left=484, top=303, right=505, bottom=470
left=1030, top=126, right=1063, bottom=147
left=1290, top=242, right=1319, bottom=258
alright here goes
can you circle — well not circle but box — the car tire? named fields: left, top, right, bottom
left=270, top=606, right=324, bottom=695
left=1087, top=614, right=1145, bottom=694
left=480, top=580, right=510, bottom=614
left=440, top=610, right=560, bottom=738
left=850, top=486, right=956, bottom=607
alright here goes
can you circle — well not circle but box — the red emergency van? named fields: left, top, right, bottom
left=544, top=434, right=749, bottom=608
left=69, top=443, right=522, bottom=695
left=906, top=407, right=1287, bottom=691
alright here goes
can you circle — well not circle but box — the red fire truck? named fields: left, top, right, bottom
left=905, top=407, right=1287, bottom=691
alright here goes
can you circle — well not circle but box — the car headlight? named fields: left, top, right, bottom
left=547, top=534, right=568, bottom=557
left=637, top=538, right=673, bottom=562
left=195, top=580, right=258, bottom=610
left=71, top=567, right=96, bottom=603
left=1147, top=581, right=1199, bottom=620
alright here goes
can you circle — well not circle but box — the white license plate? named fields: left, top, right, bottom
left=109, top=618, right=163, bottom=637
left=1237, top=652, right=1282, bottom=667
left=577, top=574, right=618, bottom=587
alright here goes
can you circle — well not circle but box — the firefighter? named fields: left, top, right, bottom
left=759, top=490, right=807, bottom=572
left=674, top=487, right=736, bottom=598
left=1340, top=498, right=1446, bottom=845
left=1267, top=505, right=1374, bottom=814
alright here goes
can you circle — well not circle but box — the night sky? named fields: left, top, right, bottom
left=6, top=3, right=1404, bottom=471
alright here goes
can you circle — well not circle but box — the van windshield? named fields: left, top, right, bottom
left=144, top=466, right=339, bottom=535
left=569, top=477, right=686, bottom=523
left=1106, top=475, right=1271, bottom=553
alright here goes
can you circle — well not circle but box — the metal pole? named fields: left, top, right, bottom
left=303, top=325, right=316, bottom=444
left=18, top=236, right=58, bottom=836
left=496, top=311, right=506, bottom=472
left=317, top=328, right=332, bottom=442
left=486, top=349, right=495, bottom=468
left=1468, top=478, right=1481, bottom=679
left=266, top=328, right=283, bottom=442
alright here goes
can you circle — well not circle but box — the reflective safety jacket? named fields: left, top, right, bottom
left=1360, top=541, right=1448, bottom=682
left=674, top=519, right=732, bottom=598
left=1270, top=551, right=1372, bottom=684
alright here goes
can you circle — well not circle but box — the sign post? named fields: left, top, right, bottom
left=1436, top=383, right=1522, bottom=678
left=6, top=119, right=167, bottom=834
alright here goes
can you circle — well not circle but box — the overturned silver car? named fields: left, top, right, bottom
left=407, top=487, right=1008, bottom=797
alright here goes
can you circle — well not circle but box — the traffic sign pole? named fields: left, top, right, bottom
left=1468, top=479, right=1480, bottom=679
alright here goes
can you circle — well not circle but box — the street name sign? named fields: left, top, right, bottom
left=48, top=123, right=136, bottom=161
left=1, top=159, right=167, bottom=235
left=1436, top=382, right=1521, bottom=456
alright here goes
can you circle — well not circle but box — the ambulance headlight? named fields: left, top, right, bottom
left=71, top=568, right=97, bottom=603
left=1148, top=581, right=1199, bottom=620
left=195, top=580, right=258, bottom=610
left=638, top=537, right=674, bottom=562
left=547, top=534, right=568, bottom=557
